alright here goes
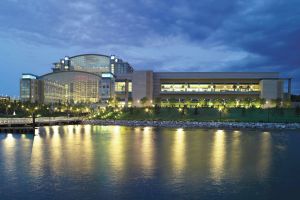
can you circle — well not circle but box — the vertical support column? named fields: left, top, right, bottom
left=125, top=79, right=129, bottom=107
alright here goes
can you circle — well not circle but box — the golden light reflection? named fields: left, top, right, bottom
left=31, top=125, right=95, bottom=178
left=2, top=134, right=33, bottom=180
left=231, top=130, right=241, bottom=177
left=109, top=125, right=125, bottom=181
left=49, top=125, right=62, bottom=173
left=257, top=131, right=271, bottom=179
left=141, top=127, right=154, bottom=177
left=64, top=125, right=94, bottom=173
left=210, top=129, right=226, bottom=182
left=2, top=134, right=16, bottom=172
left=172, top=128, right=186, bottom=176
left=30, top=131, right=44, bottom=177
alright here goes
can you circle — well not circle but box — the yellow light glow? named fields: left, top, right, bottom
left=172, top=127, right=186, bottom=179
left=141, top=127, right=154, bottom=177
left=257, top=131, right=271, bottom=179
left=109, top=125, right=124, bottom=181
left=211, top=129, right=226, bottom=182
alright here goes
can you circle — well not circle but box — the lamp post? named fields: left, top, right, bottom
left=219, top=107, right=223, bottom=121
left=6, top=104, right=11, bottom=115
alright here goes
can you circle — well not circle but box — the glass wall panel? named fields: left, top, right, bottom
left=161, top=83, right=260, bottom=93
left=115, top=82, right=126, bottom=92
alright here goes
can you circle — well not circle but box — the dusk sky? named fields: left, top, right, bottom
left=0, top=0, right=299, bottom=96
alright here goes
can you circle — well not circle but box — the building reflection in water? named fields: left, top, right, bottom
left=0, top=125, right=276, bottom=188
left=1, top=134, right=16, bottom=175
left=210, top=129, right=226, bottom=182
left=30, top=125, right=94, bottom=178
left=172, top=128, right=186, bottom=178
left=1, top=133, right=33, bottom=182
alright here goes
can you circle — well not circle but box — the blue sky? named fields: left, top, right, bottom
left=0, top=0, right=299, bottom=96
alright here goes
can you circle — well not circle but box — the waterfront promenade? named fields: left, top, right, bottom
left=0, top=117, right=82, bottom=126
left=1, top=117, right=300, bottom=131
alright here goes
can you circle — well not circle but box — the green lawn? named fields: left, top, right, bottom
left=96, top=107, right=300, bottom=123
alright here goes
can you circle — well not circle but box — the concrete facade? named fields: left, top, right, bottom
left=260, top=80, right=284, bottom=100
left=131, top=71, right=153, bottom=106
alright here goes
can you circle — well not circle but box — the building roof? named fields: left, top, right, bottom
left=153, top=72, right=280, bottom=79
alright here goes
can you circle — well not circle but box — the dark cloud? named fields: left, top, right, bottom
left=0, top=0, right=299, bottom=95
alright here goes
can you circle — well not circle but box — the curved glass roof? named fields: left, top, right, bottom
left=69, top=54, right=110, bottom=74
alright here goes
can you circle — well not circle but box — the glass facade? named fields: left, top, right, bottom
left=70, top=55, right=111, bottom=75
left=20, top=77, right=40, bottom=103
left=101, top=78, right=114, bottom=100
left=113, top=62, right=133, bottom=74
left=41, top=71, right=101, bottom=104
left=20, top=79, right=31, bottom=101
left=161, top=83, right=260, bottom=93
left=115, top=81, right=132, bottom=93
left=115, top=82, right=126, bottom=92
left=43, top=81, right=65, bottom=104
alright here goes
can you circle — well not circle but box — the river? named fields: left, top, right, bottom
left=0, top=125, right=299, bottom=199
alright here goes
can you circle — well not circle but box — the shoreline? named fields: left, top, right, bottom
left=83, top=119, right=300, bottom=130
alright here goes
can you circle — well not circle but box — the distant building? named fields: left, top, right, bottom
left=20, top=53, right=292, bottom=106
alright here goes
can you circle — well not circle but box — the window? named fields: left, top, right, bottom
left=160, top=83, right=260, bottom=93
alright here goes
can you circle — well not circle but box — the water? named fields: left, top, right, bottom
left=0, top=125, right=299, bottom=200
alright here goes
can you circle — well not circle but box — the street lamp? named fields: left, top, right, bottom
left=219, top=107, right=223, bottom=121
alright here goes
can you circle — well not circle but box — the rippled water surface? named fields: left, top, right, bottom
left=0, top=125, right=300, bottom=200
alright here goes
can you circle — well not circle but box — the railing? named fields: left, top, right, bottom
left=0, top=117, right=83, bottom=125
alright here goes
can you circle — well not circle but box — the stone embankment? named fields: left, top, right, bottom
left=83, top=120, right=300, bottom=130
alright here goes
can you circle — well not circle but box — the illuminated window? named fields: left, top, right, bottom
left=128, top=82, right=132, bottom=92
left=161, top=83, right=260, bottom=93
left=115, top=82, right=126, bottom=92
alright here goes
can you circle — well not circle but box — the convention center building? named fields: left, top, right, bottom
left=20, top=53, right=291, bottom=107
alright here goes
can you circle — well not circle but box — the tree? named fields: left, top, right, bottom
left=282, top=99, right=291, bottom=108
left=185, top=97, right=193, bottom=108
left=198, top=98, right=206, bottom=107
left=169, top=98, right=177, bottom=107
left=154, top=97, right=161, bottom=105
left=129, top=106, right=133, bottom=114
left=140, top=97, right=149, bottom=107
left=226, top=98, right=236, bottom=108
left=212, top=98, right=223, bottom=108
left=194, top=106, right=198, bottom=115
left=233, top=84, right=237, bottom=91
left=154, top=104, right=161, bottom=114
left=260, top=98, right=266, bottom=108
left=275, top=98, right=282, bottom=108
left=182, top=105, right=188, bottom=116
left=108, top=97, right=119, bottom=108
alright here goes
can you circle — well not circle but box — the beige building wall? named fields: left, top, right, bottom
left=132, top=71, right=153, bottom=106
left=260, top=80, right=284, bottom=100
